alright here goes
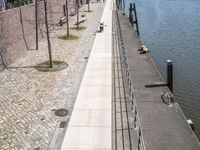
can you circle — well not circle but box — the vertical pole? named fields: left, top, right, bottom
left=35, top=0, right=38, bottom=50
left=2, top=0, right=6, bottom=10
left=63, top=5, right=66, bottom=16
left=129, top=3, right=132, bottom=21
left=133, top=3, right=140, bottom=37
left=87, top=0, right=90, bottom=11
left=76, top=0, right=79, bottom=29
left=66, top=0, right=69, bottom=38
left=129, top=3, right=133, bottom=26
left=44, top=0, right=53, bottom=68
left=167, top=60, right=173, bottom=93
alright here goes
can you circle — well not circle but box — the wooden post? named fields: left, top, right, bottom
left=133, top=3, right=140, bottom=37
left=167, top=60, right=173, bottom=93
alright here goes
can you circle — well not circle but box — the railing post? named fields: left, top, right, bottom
left=167, top=60, right=173, bottom=93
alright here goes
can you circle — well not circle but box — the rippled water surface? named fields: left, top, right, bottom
left=124, top=0, right=200, bottom=139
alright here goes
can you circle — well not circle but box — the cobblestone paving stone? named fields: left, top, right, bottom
left=0, top=2, right=105, bottom=150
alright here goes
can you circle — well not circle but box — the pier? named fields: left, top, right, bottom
left=115, top=9, right=200, bottom=149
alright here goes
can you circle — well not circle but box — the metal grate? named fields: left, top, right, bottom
left=54, top=109, right=68, bottom=117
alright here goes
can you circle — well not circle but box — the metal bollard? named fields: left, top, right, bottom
left=167, top=60, right=173, bottom=93
left=99, top=23, right=104, bottom=32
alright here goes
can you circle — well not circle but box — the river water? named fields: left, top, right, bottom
left=123, top=0, right=200, bottom=139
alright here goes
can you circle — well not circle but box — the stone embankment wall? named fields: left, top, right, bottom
left=0, top=0, right=77, bottom=71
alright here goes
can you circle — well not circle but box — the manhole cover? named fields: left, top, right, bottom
left=54, top=109, right=68, bottom=117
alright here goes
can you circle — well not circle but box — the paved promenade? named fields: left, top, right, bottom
left=61, top=0, right=113, bottom=149
left=0, top=3, right=105, bottom=150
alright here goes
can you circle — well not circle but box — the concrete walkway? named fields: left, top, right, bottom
left=61, top=0, right=113, bottom=149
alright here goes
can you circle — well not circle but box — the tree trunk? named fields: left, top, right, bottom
left=76, top=0, right=79, bottom=29
left=87, top=0, right=90, bottom=11
left=66, top=0, right=69, bottom=38
left=44, top=0, right=53, bottom=68
left=35, top=0, right=38, bottom=50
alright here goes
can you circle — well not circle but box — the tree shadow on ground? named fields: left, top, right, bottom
left=7, top=65, right=47, bottom=69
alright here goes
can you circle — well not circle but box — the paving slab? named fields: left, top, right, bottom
left=74, top=97, right=111, bottom=110
left=81, top=76, right=111, bottom=86
left=68, top=109, right=111, bottom=127
left=77, top=85, right=112, bottom=97
left=61, top=126, right=111, bottom=149
left=86, top=62, right=112, bottom=69
left=89, top=52, right=112, bottom=58
left=83, top=68, right=112, bottom=77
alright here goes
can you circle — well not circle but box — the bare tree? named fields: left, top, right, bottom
left=43, top=0, right=53, bottom=68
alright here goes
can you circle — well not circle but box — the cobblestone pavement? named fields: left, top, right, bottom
left=0, top=2, right=105, bottom=150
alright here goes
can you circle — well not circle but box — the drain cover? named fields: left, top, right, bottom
left=59, top=121, right=67, bottom=128
left=54, top=109, right=68, bottom=117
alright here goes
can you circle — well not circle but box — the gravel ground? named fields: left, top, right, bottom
left=0, top=2, right=105, bottom=150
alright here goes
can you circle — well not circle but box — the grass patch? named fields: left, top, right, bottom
left=70, top=26, right=86, bottom=31
left=35, top=60, right=68, bottom=72
left=59, top=34, right=79, bottom=40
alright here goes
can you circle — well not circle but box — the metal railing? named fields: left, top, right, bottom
left=116, top=10, right=146, bottom=150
